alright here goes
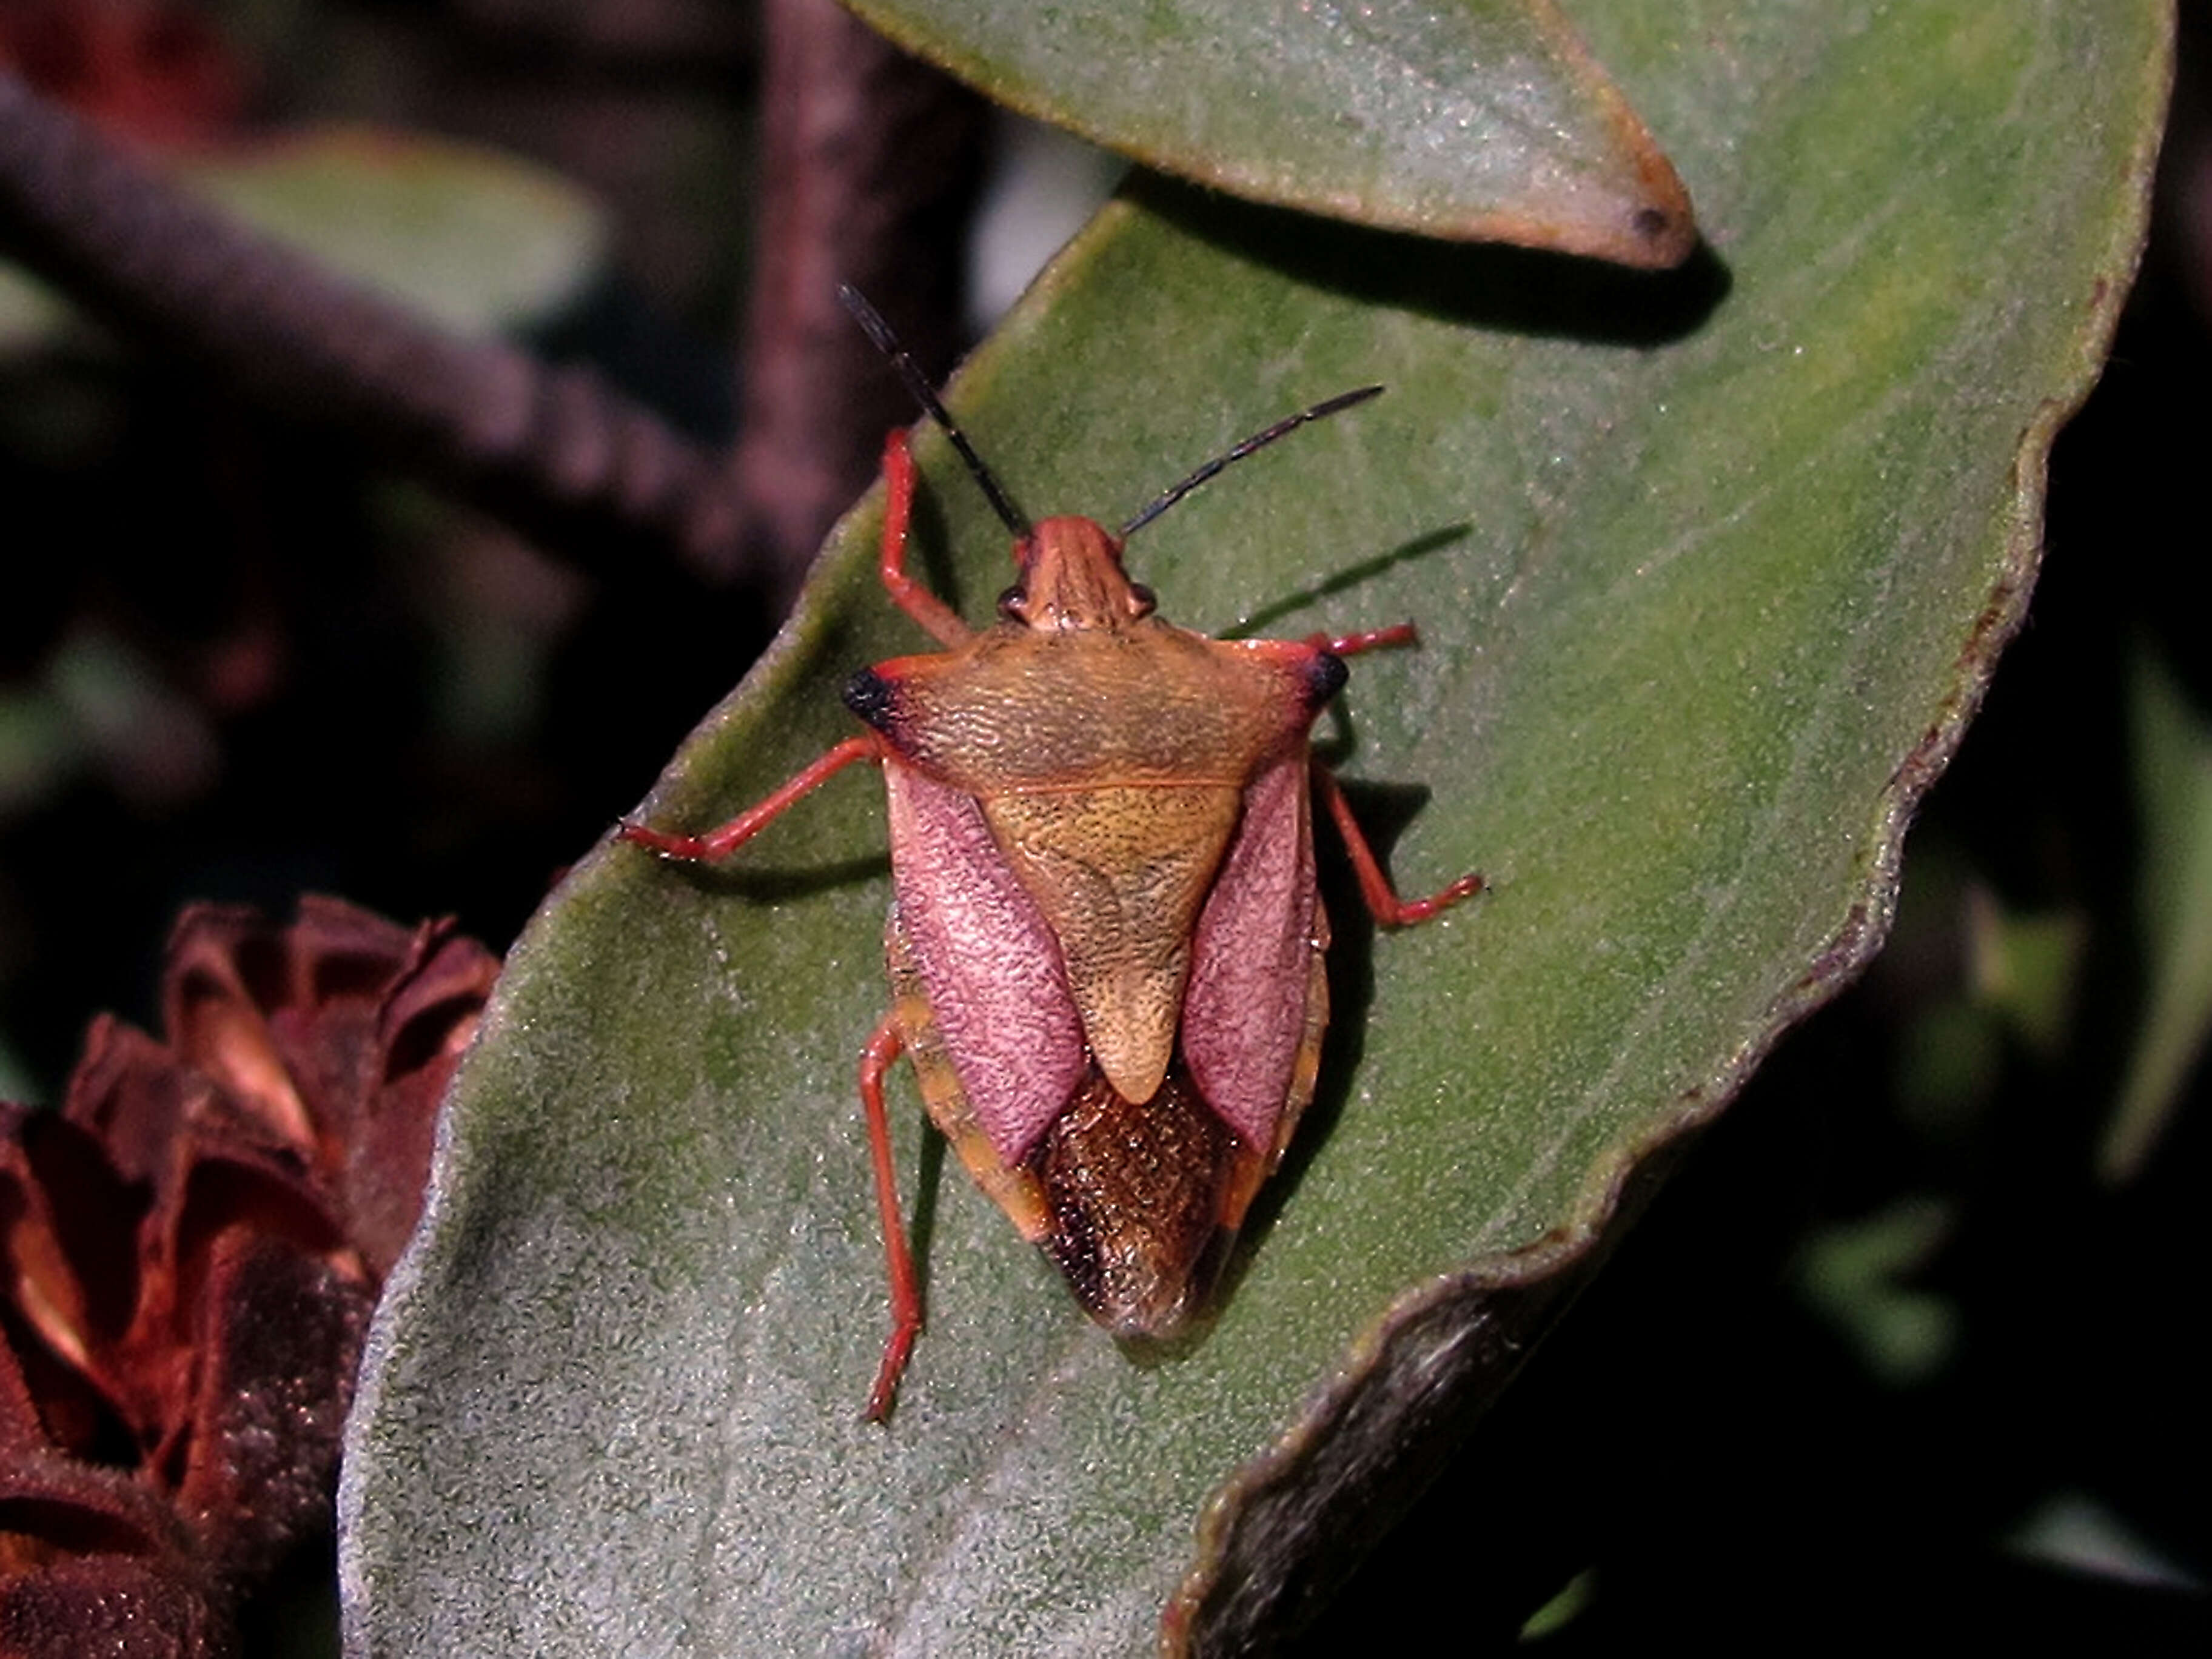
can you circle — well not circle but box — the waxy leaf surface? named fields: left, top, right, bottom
left=342, top=4, right=2168, bottom=1653
left=846, top=0, right=1697, bottom=266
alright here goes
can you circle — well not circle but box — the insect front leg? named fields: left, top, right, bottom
left=618, top=734, right=881, bottom=862
left=1312, top=761, right=1485, bottom=928
left=858, top=1010, right=923, bottom=1422
left=1307, top=623, right=1419, bottom=658
left=876, top=431, right=971, bottom=648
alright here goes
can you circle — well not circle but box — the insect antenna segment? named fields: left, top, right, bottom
left=838, top=284, right=1031, bottom=538
left=1118, top=384, right=1385, bottom=537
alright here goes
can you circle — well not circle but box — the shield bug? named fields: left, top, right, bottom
left=621, top=289, right=1482, bottom=1418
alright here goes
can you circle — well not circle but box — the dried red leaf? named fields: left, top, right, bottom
left=0, top=1553, right=221, bottom=1659
left=149, top=897, right=496, bottom=1278
left=172, top=1233, right=372, bottom=1584
left=0, top=0, right=248, bottom=152
left=0, top=896, right=499, bottom=1655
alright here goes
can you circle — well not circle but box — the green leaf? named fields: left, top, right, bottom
left=848, top=0, right=1697, bottom=265
left=2104, top=644, right=2212, bottom=1182
left=1797, top=1197, right=1958, bottom=1386
left=341, top=3, right=2168, bottom=1653
left=0, top=126, right=606, bottom=352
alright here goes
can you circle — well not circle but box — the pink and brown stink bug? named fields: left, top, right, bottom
left=621, top=289, right=1483, bottom=1419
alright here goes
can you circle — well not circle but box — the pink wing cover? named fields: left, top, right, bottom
left=883, top=762, right=1085, bottom=1164
left=1182, top=756, right=1319, bottom=1149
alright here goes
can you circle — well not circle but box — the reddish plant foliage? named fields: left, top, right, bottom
left=0, top=0, right=247, bottom=151
left=0, top=897, right=498, bottom=1658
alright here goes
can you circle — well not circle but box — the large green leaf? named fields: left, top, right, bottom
left=341, top=4, right=2167, bottom=1653
left=848, top=0, right=1697, bottom=266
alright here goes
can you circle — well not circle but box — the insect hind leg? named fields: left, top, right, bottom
left=860, top=1008, right=924, bottom=1421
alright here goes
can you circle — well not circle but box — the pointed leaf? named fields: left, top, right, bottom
left=848, top=0, right=1697, bottom=265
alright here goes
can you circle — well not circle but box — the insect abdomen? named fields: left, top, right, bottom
left=1025, top=1064, right=1256, bottom=1337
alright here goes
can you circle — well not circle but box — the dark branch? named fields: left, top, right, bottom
left=726, top=0, right=989, bottom=605
left=0, top=69, right=751, bottom=585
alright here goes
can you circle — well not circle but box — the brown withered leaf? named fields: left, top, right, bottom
left=0, top=897, right=497, bottom=1657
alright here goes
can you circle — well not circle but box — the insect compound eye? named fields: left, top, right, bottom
left=1127, top=583, right=1158, bottom=618
left=997, top=585, right=1028, bottom=622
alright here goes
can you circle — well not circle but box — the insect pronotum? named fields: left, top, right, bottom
left=622, top=289, right=1483, bottom=1418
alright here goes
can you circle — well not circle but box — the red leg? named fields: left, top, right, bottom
left=859, top=1010, right=923, bottom=1422
left=1308, top=622, right=1418, bottom=658
left=618, top=735, right=880, bottom=862
left=1313, top=762, right=1484, bottom=927
left=878, top=432, right=971, bottom=648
